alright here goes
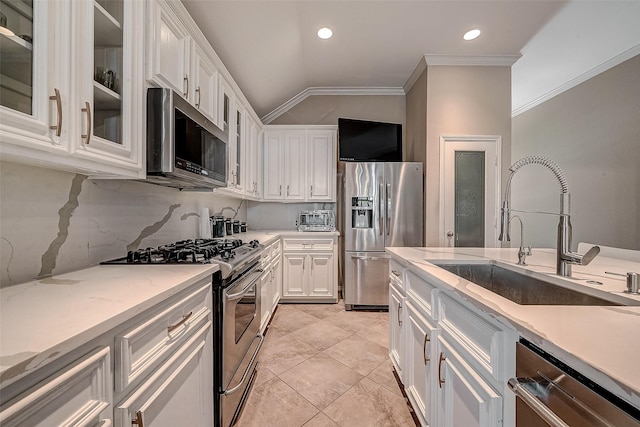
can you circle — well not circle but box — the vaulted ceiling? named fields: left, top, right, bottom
left=181, top=1, right=640, bottom=121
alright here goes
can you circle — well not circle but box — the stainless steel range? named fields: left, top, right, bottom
left=103, top=238, right=265, bottom=427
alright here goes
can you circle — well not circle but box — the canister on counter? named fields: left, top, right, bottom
left=240, top=222, right=247, bottom=232
left=233, top=220, right=241, bottom=234
left=211, top=216, right=225, bottom=238
left=225, top=218, right=233, bottom=235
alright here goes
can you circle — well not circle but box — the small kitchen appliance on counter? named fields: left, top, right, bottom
left=102, top=238, right=265, bottom=427
left=298, top=210, right=336, bottom=232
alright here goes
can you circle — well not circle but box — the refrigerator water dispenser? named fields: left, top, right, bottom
left=351, top=197, right=373, bottom=228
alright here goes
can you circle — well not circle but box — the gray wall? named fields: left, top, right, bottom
left=0, top=161, right=247, bottom=287
left=405, top=64, right=512, bottom=246
left=511, top=54, right=640, bottom=250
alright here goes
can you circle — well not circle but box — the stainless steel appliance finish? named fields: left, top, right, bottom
left=343, top=162, right=423, bottom=309
left=219, top=261, right=264, bottom=427
left=512, top=340, right=640, bottom=427
left=298, top=210, right=336, bottom=232
left=101, top=238, right=265, bottom=427
left=146, top=88, right=228, bottom=190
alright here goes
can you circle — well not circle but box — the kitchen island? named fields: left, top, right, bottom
left=386, top=246, right=640, bottom=419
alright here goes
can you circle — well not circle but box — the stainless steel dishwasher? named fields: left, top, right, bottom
left=510, top=340, right=640, bottom=426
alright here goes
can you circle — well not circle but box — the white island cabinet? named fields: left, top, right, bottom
left=387, top=246, right=640, bottom=427
left=0, top=265, right=216, bottom=427
left=388, top=252, right=519, bottom=427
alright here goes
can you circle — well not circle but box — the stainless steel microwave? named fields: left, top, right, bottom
left=146, top=88, right=227, bottom=190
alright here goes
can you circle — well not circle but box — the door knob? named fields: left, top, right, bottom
left=446, top=231, right=454, bottom=237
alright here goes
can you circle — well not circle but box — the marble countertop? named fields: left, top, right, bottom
left=0, top=264, right=217, bottom=388
left=385, top=246, right=640, bottom=408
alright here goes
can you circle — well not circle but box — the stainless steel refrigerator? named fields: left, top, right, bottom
left=343, top=162, right=423, bottom=310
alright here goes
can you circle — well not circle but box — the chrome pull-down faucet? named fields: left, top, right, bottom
left=498, top=156, right=599, bottom=277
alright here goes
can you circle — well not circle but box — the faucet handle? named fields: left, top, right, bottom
left=581, top=245, right=600, bottom=265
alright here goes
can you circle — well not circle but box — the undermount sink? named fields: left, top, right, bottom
left=434, top=263, right=621, bottom=306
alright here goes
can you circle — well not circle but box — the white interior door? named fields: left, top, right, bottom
left=440, top=136, right=501, bottom=248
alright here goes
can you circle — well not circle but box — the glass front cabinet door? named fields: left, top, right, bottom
left=0, top=0, right=69, bottom=154
left=0, top=0, right=144, bottom=178
left=71, top=0, right=144, bottom=176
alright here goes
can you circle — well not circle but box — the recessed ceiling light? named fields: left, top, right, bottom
left=317, top=27, right=333, bottom=40
left=463, top=29, right=481, bottom=41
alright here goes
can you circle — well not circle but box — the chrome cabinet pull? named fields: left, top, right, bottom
left=81, top=102, right=92, bottom=144
left=132, top=411, right=143, bottom=427
left=438, top=352, right=446, bottom=388
left=279, top=184, right=282, bottom=196
left=508, top=378, right=570, bottom=427
left=302, top=257, right=305, bottom=270
left=310, top=185, right=313, bottom=196
left=423, top=333, right=430, bottom=365
left=392, top=270, right=401, bottom=277
left=397, top=302, right=402, bottom=326
left=167, top=311, right=193, bottom=333
left=184, top=75, right=189, bottom=98
left=287, top=185, right=290, bottom=196
left=195, top=86, right=201, bottom=108
left=49, top=88, right=62, bottom=137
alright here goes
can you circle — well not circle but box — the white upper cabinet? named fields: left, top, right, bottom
left=0, top=0, right=63, bottom=152
left=191, top=42, right=218, bottom=123
left=283, top=130, right=306, bottom=200
left=307, top=130, right=336, bottom=201
left=0, top=0, right=144, bottom=178
left=262, top=126, right=337, bottom=202
left=72, top=0, right=144, bottom=174
left=147, top=0, right=190, bottom=98
left=244, top=115, right=262, bottom=199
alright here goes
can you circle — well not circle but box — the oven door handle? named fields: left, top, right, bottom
left=508, top=378, right=570, bottom=427
left=224, top=333, right=264, bottom=396
left=226, top=270, right=263, bottom=301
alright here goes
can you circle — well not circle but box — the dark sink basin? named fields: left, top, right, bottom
left=435, top=263, right=620, bottom=306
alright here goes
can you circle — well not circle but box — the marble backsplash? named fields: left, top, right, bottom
left=247, top=201, right=336, bottom=230
left=0, top=161, right=246, bottom=287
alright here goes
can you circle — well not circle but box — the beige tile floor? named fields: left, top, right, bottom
left=236, top=301, right=418, bottom=427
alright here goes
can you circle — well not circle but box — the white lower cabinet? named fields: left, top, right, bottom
left=281, top=237, right=338, bottom=302
left=259, top=239, right=282, bottom=333
left=406, top=301, right=438, bottom=427
left=436, top=337, right=502, bottom=427
left=0, top=347, right=112, bottom=427
left=390, top=261, right=515, bottom=427
left=388, top=277, right=405, bottom=379
left=115, top=321, right=213, bottom=427
left=0, top=277, right=213, bottom=427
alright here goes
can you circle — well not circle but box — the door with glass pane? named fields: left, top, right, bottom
left=441, top=137, right=501, bottom=248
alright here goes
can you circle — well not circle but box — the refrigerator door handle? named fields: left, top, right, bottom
left=386, top=183, right=391, bottom=236
left=350, top=255, right=390, bottom=261
left=378, top=181, right=384, bottom=236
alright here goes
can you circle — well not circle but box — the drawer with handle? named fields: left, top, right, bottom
left=115, top=282, right=211, bottom=392
left=282, top=238, right=334, bottom=251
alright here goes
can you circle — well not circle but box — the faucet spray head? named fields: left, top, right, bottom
left=499, top=200, right=510, bottom=242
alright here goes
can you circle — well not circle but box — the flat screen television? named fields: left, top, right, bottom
left=338, top=118, right=402, bottom=162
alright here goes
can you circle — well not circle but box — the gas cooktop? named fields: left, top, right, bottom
left=101, top=238, right=263, bottom=279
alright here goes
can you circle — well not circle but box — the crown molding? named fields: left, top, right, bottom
left=403, top=57, right=428, bottom=94
left=424, top=54, right=521, bottom=66
left=261, top=87, right=405, bottom=124
left=512, top=44, right=640, bottom=117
